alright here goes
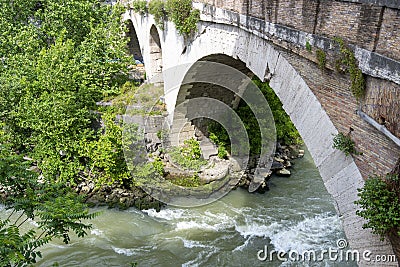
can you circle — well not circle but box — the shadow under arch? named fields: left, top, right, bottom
left=125, top=19, right=143, bottom=63
left=170, top=54, right=277, bottom=192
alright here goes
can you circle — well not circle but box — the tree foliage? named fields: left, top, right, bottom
left=164, top=0, right=200, bottom=35
left=0, top=0, right=131, bottom=185
left=0, top=122, right=99, bottom=266
left=149, top=0, right=166, bottom=29
left=208, top=79, right=301, bottom=156
left=0, top=0, right=132, bottom=264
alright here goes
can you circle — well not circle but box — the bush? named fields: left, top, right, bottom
left=152, top=157, right=165, bottom=175
left=165, top=0, right=199, bottom=35
left=132, top=0, right=148, bottom=14
left=149, top=0, right=166, bottom=29
left=169, top=138, right=207, bottom=170
left=332, top=132, right=361, bottom=156
left=355, top=174, right=400, bottom=240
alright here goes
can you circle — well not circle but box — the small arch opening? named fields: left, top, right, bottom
left=149, top=25, right=163, bottom=77
left=126, top=20, right=143, bottom=64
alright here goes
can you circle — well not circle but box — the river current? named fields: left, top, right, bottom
left=3, top=148, right=357, bottom=266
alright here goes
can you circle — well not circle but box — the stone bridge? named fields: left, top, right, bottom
left=121, top=0, right=400, bottom=264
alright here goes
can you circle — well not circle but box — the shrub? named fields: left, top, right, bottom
left=152, top=157, right=165, bottom=175
left=132, top=0, right=148, bottom=14
left=149, top=0, right=166, bottom=29
left=332, top=132, right=361, bottom=156
left=355, top=174, right=400, bottom=240
left=217, top=145, right=228, bottom=159
left=169, top=138, right=207, bottom=170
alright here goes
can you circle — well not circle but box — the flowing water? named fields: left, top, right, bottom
left=3, top=149, right=357, bottom=266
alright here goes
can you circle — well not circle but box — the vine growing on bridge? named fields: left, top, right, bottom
left=132, top=0, right=148, bottom=14
left=334, top=37, right=366, bottom=99
left=316, top=48, right=326, bottom=70
left=132, top=0, right=200, bottom=35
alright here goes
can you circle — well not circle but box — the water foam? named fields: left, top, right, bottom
left=269, top=213, right=342, bottom=253
left=143, top=208, right=187, bottom=221
left=90, top=228, right=104, bottom=236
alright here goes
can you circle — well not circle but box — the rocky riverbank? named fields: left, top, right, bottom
left=76, top=137, right=304, bottom=211
left=75, top=181, right=164, bottom=211
left=237, top=142, right=304, bottom=193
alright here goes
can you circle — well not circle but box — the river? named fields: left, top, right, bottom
left=3, top=148, right=357, bottom=266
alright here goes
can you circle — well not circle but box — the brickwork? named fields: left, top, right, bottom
left=280, top=49, right=400, bottom=179
left=315, top=1, right=381, bottom=50
left=215, top=0, right=247, bottom=13
left=275, top=0, right=319, bottom=33
left=376, top=7, right=400, bottom=61
left=363, top=77, right=400, bottom=139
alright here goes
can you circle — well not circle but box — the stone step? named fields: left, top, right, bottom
left=170, top=123, right=195, bottom=134
left=199, top=138, right=218, bottom=160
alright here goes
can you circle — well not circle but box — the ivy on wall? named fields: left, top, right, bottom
left=334, top=37, right=366, bottom=99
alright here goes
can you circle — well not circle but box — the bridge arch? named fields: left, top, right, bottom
left=124, top=9, right=396, bottom=261
left=166, top=26, right=394, bottom=259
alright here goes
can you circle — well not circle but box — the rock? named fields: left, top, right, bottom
left=276, top=168, right=291, bottom=177
left=285, top=161, right=292, bottom=168
left=271, top=161, right=284, bottom=170
left=274, top=157, right=285, bottom=163
left=256, top=181, right=269, bottom=193
left=28, top=165, right=41, bottom=173
left=81, top=186, right=91, bottom=194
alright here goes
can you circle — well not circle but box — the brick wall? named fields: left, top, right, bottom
left=198, top=0, right=399, bottom=56
left=276, top=0, right=319, bottom=33
left=376, top=7, right=400, bottom=61
left=363, top=78, right=400, bottom=139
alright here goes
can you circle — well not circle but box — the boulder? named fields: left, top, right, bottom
left=276, top=168, right=291, bottom=177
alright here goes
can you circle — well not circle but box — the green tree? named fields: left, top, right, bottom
left=0, top=0, right=131, bottom=185
left=0, top=123, right=99, bottom=266
left=0, top=1, right=131, bottom=263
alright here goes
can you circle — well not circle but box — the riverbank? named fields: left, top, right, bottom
left=75, top=141, right=303, bottom=210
